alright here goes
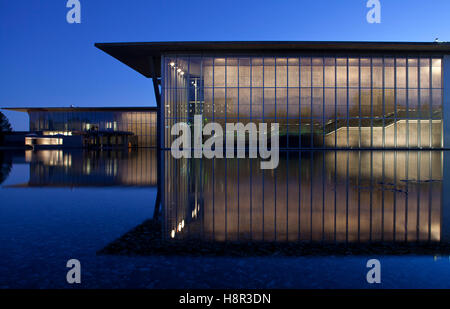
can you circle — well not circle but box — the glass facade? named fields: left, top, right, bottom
left=29, top=110, right=157, bottom=147
left=163, top=55, right=443, bottom=149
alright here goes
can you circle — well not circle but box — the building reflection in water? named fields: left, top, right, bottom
left=4, top=148, right=445, bottom=252
left=12, top=149, right=158, bottom=187
left=164, top=151, right=442, bottom=244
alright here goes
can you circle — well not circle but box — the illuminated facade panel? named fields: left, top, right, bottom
left=163, top=55, right=443, bottom=149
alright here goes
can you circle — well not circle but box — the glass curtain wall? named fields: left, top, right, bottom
left=163, top=54, right=443, bottom=149
left=29, top=111, right=157, bottom=147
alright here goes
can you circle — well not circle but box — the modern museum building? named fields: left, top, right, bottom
left=96, top=41, right=450, bottom=150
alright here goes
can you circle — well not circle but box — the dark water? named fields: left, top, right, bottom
left=1, top=149, right=450, bottom=288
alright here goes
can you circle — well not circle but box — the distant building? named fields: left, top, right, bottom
left=2, top=107, right=157, bottom=148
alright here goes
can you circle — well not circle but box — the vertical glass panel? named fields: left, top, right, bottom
left=420, top=89, right=430, bottom=119
left=384, top=58, right=395, bottom=88
left=432, top=58, right=442, bottom=88
left=226, top=88, right=238, bottom=118
left=324, top=61, right=335, bottom=87
left=336, top=89, right=347, bottom=118
left=348, top=59, right=359, bottom=88
left=312, top=88, right=323, bottom=118
left=288, top=63, right=299, bottom=87
left=264, top=88, right=275, bottom=118
left=432, top=89, right=442, bottom=118
left=189, top=57, right=201, bottom=80
left=373, top=89, right=383, bottom=119
left=287, top=88, right=300, bottom=118
left=396, top=58, right=407, bottom=88
left=276, top=58, right=287, bottom=87
left=360, top=59, right=371, bottom=88
left=408, top=58, right=418, bottom=88
left=312, top=65, right=323, bottom=87
left=348, top=89, right=359, bottom=118
left=214, top=88, right=226, bottom=118
left=300, top=88, right=311, bottom=118
left=239, top=88, right=251, bottom=118
left=432, top=120, right=442, bottom=148
left=396, top=89, right=407, bottom=118
left=324, top=88, right=336, bottom=124
left=372, top=59, right=383, bottom=88
left=276, top=88, right=287, bottom=118
left=226, top=60, right=238, bottom=87
left=252, top=88, right=263, bottom=118
left=300, top=57, right=311, bottom=87
left=204, top=88, right=214, bottom=120
left=420, top=59, right=430, bottom=88
left=238, top=58, right=251, bottom=87
left=360, top=89, right=371, bottom=118
left=408, top=89, right=418, bottom=118
left=214, top=62, right=225, bottom=87
left=251, top=60, right=263, bottom=87
left=264, top=58, right=275, bottom=87
left=336, top=62, right=347, bottom=87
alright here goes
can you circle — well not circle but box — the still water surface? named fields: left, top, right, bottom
left=1, top=149, right=450, bottom=288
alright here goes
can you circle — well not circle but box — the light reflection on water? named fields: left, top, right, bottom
left=3, top=149, right=157, bottom=188
left=1, top=149, right=450, bottom=288
left=1, top=149, right=447, bottom=248
left=164, top=151, right=443, bottom=245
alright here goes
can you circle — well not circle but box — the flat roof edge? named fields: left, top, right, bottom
left=95, top=41, right=450, bottom=78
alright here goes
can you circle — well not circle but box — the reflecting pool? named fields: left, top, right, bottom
left=1, top=149, right=450, bottom=288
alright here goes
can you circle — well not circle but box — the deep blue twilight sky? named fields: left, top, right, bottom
left=1, top=0, right=449, bottom=130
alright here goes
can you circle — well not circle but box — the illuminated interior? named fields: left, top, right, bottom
left=163, top=56, right=443, bottom=149
left=28, top=109, right=157, bottom=147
